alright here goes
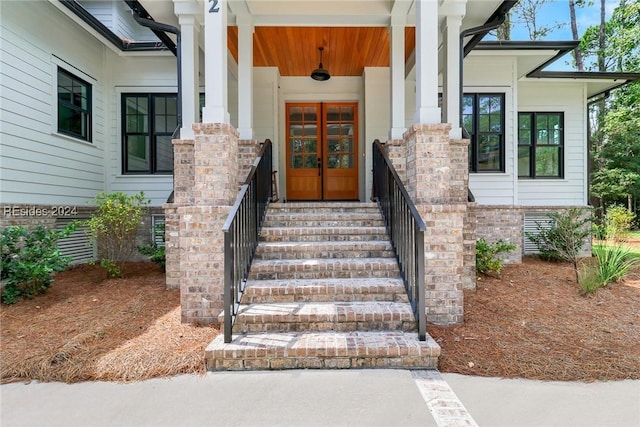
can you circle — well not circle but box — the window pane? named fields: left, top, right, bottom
left=155, top=115, right=166, bottom=133
left=155, top=97, right=166, bottom=113
left=155, top=135, right=173, bottom=172
left=535, top=146, right=560, bottom=177
left=127, top=135, right=149, bottom=172
left=327, top=139, right=340, bottom=153
left=166, top=97, right=177, bottom=115
left=58, top=69, right=91, bottom=141
left=518, top=146, right=531, bottom=177
left=304, top=139, right=317, bottom=153
left=519, top=129, right=531, bottom=145
left=327, top=155, right=339, bottom=168
left=519, top=114, right=531, bottom=130
left=303, top=107, right=317, bottom=122
left=340, top=154, right=353, bottom=168
left=341, top=139, right=353, bottom=153
left=340, top=107, right=354, bottom=121
left=477, top=135, right=501, bottom=171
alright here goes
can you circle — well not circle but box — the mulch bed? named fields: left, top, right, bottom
left=428, top=256, right=640, bottom=382
left=0, top=263, right=218, bottom=383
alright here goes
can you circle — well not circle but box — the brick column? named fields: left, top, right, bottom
left=404, top=124, right=470, bottom=325
left=237, top=139, right=261, bottom=186
left=384, top=139, right=407, bottom=184
left=164, top=123, right=239, bottom=325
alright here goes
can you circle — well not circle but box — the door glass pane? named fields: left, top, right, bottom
left=340, top=154, right=353, bottom=168
left=340, top=107, right=354, bottom=121
left=304, top=139, right=317, bottom=153
left=327, top=155, right=339, bottom=168
left=327, top=139, right=340, bottom=153
left=340, top=124, right=354, bottom=136
left=341, top=139, right=353, bottom=153
left=304, top=155, right=317, bottom=168
left=303, top=107, right=317, bottom=122
left=303, top=124, right=317, bottom=137
left=291, top=139, right=303, bottom=153
left=326, top=106, right=340, bottom=121
left=291, top=154, right=302, bottom=168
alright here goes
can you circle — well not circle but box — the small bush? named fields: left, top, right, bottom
left=476, top=238, right=516, bottom=274
left=84, top=191, right=149, bottom=278
left=592, top=244, right=639, bottom=287
left=525, top=208, right=592, bottom=283
left=138, top=243, right=166, bottom=271
left=604, top=205, right=635, bottom=241
left=1, top=224, right=75, bottom=304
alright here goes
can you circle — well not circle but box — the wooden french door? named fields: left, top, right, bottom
left=286, top=102, right=358, bottom=201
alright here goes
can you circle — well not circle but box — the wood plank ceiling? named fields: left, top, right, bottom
left=228, top=27, right=416, bottom=77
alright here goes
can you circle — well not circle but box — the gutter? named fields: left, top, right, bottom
left=459, top=1, right=518, bottom=136
left=124, top=1, right=182, bottom=139
left=58, top=0, right=169, bottom=53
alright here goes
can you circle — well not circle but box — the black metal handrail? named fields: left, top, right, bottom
left=372, top=140, right=426, bottom=341
left=222, top=139, right=273, bottom=343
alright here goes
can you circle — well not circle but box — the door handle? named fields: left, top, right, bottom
left=317, top=158, right=322, bottom=176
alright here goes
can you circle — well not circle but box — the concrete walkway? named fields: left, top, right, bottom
left=1, top=370, right=638, bottom=427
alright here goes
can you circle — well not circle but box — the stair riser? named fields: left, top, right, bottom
left=208, top=355, right=438, bottom=371
left=255, top=250, right=395, bottom=260
left=264, top=220, right=385, bottom=227
left=234, top=320, right=417, bottom=333
left=260, top=234, right=390, bottom=242
left=250, top=270, right=401, bottom=280
left=242, top=293, right=409, bottom=304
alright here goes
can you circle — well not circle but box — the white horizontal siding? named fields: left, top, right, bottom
left=0, top=1, right=106, bottom=206
left=517, top=82, right=587, bottom=206
left=77, top=1, right=114, bottom=30
left=114, top=2, right=161, bottom=43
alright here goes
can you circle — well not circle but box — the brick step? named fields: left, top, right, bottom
left=205, top=331, right=440, bottom=371
left=228, top=301, right=418, bottom=333
left=263, top=213, right=385, bottom=228
left=268, top=202, right=379, bottom=214
left=242, top=277, right=409, bottom=304
left=255, top=241, right=394, bottom=260
left=260, top=226, right=389, bottom=242
left=248, top=258, right=401, bottom=280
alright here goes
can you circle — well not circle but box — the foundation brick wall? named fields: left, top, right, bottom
left=165, top=123, right=239, bottom=325
left=384, top=139, right=407, bottom=184
left=474, top=206, right=524, bottom=264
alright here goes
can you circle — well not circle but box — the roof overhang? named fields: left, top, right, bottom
left=472, top=41, right=640, bottom=99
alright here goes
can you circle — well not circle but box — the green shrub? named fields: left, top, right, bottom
left=592, top=243, right=639, bottom=287
left=525, top=208, right=592, bottom=283
left=84, top=191, right=149, bottom=278
left=1, top=224, right=75, bottom=304
left=604, top=205, right=635, bottom=241
left=476, top=238, right=516, bottom=274
left=137, top=243, right=166, bottom=271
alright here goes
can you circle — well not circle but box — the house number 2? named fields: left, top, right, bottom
left=208, top=0, right=220, bottom=13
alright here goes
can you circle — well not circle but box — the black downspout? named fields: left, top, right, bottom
left=127, top=8, right=182, bottom=139
left=458, top=1, right=517, bottom=137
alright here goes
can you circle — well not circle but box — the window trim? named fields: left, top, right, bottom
left=121, top=93, right=178, bottom=175
left=463, top=93, right=506, bottom=173
left=518, top=111, right=565, bottom=179
left=55, top=66, right=93, bottom=143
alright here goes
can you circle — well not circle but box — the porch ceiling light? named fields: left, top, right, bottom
left=311, top=47, right=331, bottom=81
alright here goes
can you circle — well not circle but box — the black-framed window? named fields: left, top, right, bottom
left=122, top=93, right=177, bottom=174
left=518, top=112, right=564, bottom=178
left=462, top=93, right=505, bottom=172
left=57, top=68, right=91, bottom=142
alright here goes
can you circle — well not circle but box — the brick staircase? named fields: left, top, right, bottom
left=205, top=202, right=440, bottom=370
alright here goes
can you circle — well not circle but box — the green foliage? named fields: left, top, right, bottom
left=84, top=191, right=149, bottom=278
left=525, top=208, right=592, bottom=283
left=476, top=238, right=516, bottom=274
left=1, top=224, right=74, bottom=304
left=137, top=221, right=165, bottom=271
left=577, top=264, right=604, bottom=295
left=592, top=243, right=639, bottom=287
left=604, top=205, right=636, bottom=240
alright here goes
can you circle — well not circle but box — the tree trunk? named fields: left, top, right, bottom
left=569, top=0, right=584, bottom=70
left=598, top=0, right=606, bottom=71
left=496, top=14, right=512, bottom=40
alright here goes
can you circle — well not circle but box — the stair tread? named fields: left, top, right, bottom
left=245, top=277, right=404, bottom=289
left=258, top=241, right=392, bottom=249
left=237, top=300, right=415, bottom=316
left=251, top=257, right=398, bottom=268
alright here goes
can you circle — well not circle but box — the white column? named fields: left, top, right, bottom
left=390, top=18, right=405, bottom=140
left=237, top=17, right=254, bottom=140
left=443, top=15, right=463, bottom=139
left=202, top=0, right=230, bottom=123
left=178, top=15, right=199, bottom=139
left=414, top=0, right=441, bottom=124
